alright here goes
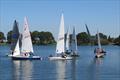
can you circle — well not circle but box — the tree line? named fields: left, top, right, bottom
left=0, top=31, right=120, bottom=46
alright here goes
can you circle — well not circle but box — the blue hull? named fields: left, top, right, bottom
left=12, top=57, right=41, bottom=60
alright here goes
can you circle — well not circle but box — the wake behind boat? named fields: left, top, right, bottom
left=12, top=17, right=41, bottom=60
left=49, top=14, right=73, bottom=60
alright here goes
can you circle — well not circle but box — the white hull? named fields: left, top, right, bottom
left=6, top=54, right=13, bottom=57
left=95, top=53, right=105, bottom=58
left=49, top=56, right=73, bottom=60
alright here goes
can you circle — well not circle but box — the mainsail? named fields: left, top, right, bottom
left=11, top=20, right=19, bottom=52
left=56, top=14, right=65, bottom=54
left=65, top=27, right=70, bottom=51
left=97, top=30, right=102, bottom=51
left=71, top=27, right=77, bottom=53
left=21, top=17, right=33, bottom=53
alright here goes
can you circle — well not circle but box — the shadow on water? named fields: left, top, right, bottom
left=12, top=60, right=33, bottom=80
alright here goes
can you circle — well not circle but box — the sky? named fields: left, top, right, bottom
left=0, top=0, right=120, bottom=40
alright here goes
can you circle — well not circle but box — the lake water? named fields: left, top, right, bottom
left=0, top=45, right=120, bottom=80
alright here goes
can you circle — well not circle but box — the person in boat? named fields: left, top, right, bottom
left=61, top=52, right=67, bottom=58
left=29, top=52, right=34, bottom=56
left=66, top=50, right=70, bottom=55
left=24, top=53, right=28, bottom=56
left=11, top=50, right=14, bottom=55
left=49, top=54, right=53, bottom=57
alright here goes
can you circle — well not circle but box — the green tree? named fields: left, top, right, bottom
left=0, top=32, right=6, bottom=43
left=77, top=32, right=89, bottom=45
left=31, top=31, right=55, bottom=45
left=95, top=33, right=109, bottom=45
left=108, top=35, right=114, bottom=43
left=96, top=33, right=107, bottom=39
left=113, top=35, right=120, bottom=46
left=31, top=31, right=40, bottom=44
left=7, top=30, right=12, bottom=43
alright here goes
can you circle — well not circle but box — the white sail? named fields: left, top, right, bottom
left=21, top=17, right=33, bottom=53
left=13, top=39, right=20, bottom=56
left=71, top=27, right=77, bottom=53
left=97, top=30, right=102, bottom=51
left=56, top=14, right=65, bottom=54
left=65, top=27, right=70, bottom=51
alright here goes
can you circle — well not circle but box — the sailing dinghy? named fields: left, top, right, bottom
left=94, top=30, right=106, bottom=58
left=70, top=27, right=79, bottom=57
left=49, top=14, right=73, bottom=60
left=7, top=20, right=20, bottom=57
left=12, top=17, right=41, bottom=60
left=65, top=27, right=71, bottom=54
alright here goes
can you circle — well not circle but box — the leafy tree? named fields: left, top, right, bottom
left=0, top=32, right=6, bottom=43
left=31, top=31, right=55, bottom=45
left=108, top=35, right=114, bottom=43
left=95, top=33, right=107, bottom=39
left=113, top=35, right=120, bottom=46
left=77, top=32, right=89, bottom=45
left=95, top=33, right=109, bottom=45
left=7, top=30, right=12, bottom=43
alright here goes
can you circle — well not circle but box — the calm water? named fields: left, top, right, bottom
left=0, top=45, right=120, bottom=80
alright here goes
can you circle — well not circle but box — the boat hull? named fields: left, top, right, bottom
left=12, top=56, right=42, bottom=60
left=49, top=56, right=73, bottom=60
left=71, top=54, right=79, bottom=57
left=95, top=53, right=105, bottom=58
left=6, top=54, right=13, bottom=57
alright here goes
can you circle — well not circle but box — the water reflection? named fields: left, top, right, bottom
left=56, top=60, right=66, bottom=80
left=71, top=59, right=77, bottom=80
left=12, top=60, right=21, bottom=80
left=12, top=60, right=33, bottom=80
left=55, top=60, right=77, bottom=80
left=87, top=58, right=104, bottom=80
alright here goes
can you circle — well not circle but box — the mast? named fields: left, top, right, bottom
left=56, top=13, right=65, bottom=54
left=21, top=17, right=33, bottom=53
